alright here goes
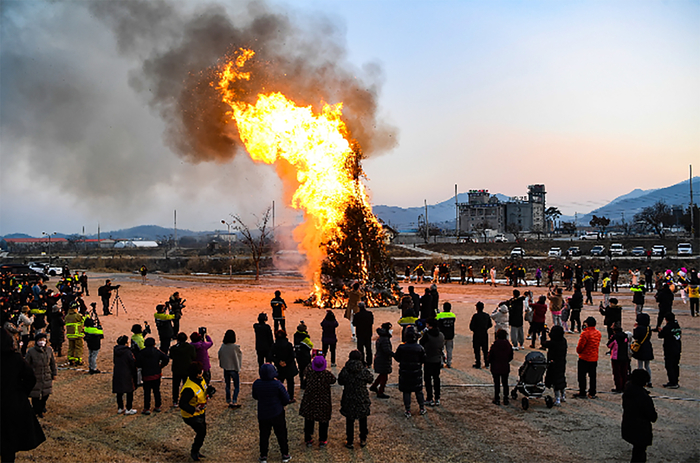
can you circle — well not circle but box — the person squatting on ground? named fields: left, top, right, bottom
left=420, top=318, right=445, bottom=406
left=271, top=290, right=287, bottom=333
left=632, top=313, right=654, bottom=387
left=393, top=326, right=426, bottom=417
left=573, top=317, right=602, bottom=399
left=293, top=323, right=313, bottom=389
left=339, top=349, right=374, bottom=449
left=436, top=302, right=456, bottom=368
left=112, top=335, right=137, bottom=415
left=1, top=328, right=46, bottom=463
left=608, top=322, right=630, bottom=393
left=24, top=332, right=57, bottom=418
left=219, top=329, right=243, bottom=408
left=254, top=313, right=274, bottom=366
left=543, top=325, right=567, bottom=405
left=353, top=302, right=374, bottom=366
left=657, top=313, right=681, bottom=389
left=253, top=363, right=291, bottom=463
left=270, top=330, right=298, bottom=403
left=469, top=301, right=491, bottom=368
left=179, top=361, right=215, bottom=462
left=137, top=337, right=169, bottom=414
left=622, top=369, right=657, bottom=463
left=320, top=310, right=339, bottom=366
left=83, top=317, right=104, bottom=374
left=169, top=332, right=197, bottom=407
left=299, top=355, right=336, bottom=448
left=370, top=322, right=393, bottom=398
left=488, top=329, right=513, bottom=405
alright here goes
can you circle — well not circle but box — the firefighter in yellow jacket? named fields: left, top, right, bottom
left=179, top=361, right=211, bottom=462
left=65, top=302, right=86, bottom=365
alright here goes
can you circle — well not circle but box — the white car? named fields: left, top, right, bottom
left=548, top=247, right=562, bottom=257
left=28, top=262, right=63, bottom=276
left=494, top=234, right=508, bottom=243
left=677, top=243, right=693, bottom=256
left=651, top=245, right=667, bottom=256
left=510, top=247, right=525, bottom=258
left=609, top=243, right=626, bottom=256
left=579, top=232, right=598, bottom=240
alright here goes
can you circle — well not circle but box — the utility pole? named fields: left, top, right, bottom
left=455, top=184, right=459, bottom=238
left=424, top=199, right=429, bottom=243
left=272, top=201, right=275, bottom=233
left=690, top=164, right=695, bottom=241
left=174, top=210, right=177, bottom=248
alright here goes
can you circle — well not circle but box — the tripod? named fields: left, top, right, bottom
left=110, top=288, right=127, bottom=316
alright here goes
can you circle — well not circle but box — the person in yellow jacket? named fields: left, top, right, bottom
left=179, top=361, right=212, bottom=462
left=65, top=302, right=85, bottom=365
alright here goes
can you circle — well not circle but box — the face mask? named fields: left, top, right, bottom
left=37, top=340, right=47, bottom=347
left=388, top=329, right=393, bottom=335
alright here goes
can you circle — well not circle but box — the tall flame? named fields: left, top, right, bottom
left=217, top=49, right=382, bottom=298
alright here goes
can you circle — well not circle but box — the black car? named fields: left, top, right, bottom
left=0, top=264, right=48, bottom=284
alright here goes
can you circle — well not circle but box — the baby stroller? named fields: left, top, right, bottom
left=510, top=351, right=554, bottom=410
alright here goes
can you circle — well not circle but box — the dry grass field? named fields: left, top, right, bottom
left=15, top=272, right=700, bottom=462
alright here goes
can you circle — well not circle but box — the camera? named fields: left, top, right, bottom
left=198, top=326, right=207, bottom=335
left=143, top=321, right=152, bottom=336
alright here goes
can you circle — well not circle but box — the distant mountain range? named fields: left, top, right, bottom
left=1, top=225, right=209, bottom=241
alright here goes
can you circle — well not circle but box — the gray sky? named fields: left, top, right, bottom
left=1, top=0, right=698, bottom=236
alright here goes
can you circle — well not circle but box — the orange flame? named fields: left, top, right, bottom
left=217, top=49, right=381, bottom=299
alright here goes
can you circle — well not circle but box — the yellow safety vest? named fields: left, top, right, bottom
left=180, top=378, right=207, bottom=418
left=65, top=311, right=85, bottom=339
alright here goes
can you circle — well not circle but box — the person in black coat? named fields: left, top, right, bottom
left=169, top=332, right=197, bottom=407
left=352, top=302, right=374, bottom=366
left=270, top=330, right=298, bottom=402
left=657, top=312, right=681, bottom=388
left=113, top=335, right=138, bottom=414
left=254, top=313, right=274, bottom=366
left=469, top=301, right=492, bottom=369
left=608, top=323, right=630, bottom=393
left=419, top=288, right=434, bottom=321
left=136, top=337, right=170, bottom=414
left=429, top=284, right=439, bottom=316
left=622, top=369, right=657, bottom=462
left=569, top=285, right=584, bottom=333
left=408, top=286, right=421, bottom=317
left=654, top=283, right=674, bottom=331
left=599, top=297, right=623, bottom=340
left=543, top=325, right=568, bottom=404
left=488, top=329, right=514, bottom=405
left=393, top=326, right=426, bottom=417
left=1, top=328, right=46, bottom=462
left=632, top=313, right=654, bottom=387
left=370, top=323, right=393, bottom=398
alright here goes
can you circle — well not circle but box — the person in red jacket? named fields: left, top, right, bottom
left=573, top=317, right=602, bottom=399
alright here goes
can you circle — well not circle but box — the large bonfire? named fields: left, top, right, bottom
left=216, top=49, right=398, bottom=307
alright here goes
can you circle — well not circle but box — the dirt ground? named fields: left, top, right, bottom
left=16, top=272, right=700, bottom=462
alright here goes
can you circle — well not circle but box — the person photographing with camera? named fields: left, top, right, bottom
left=179, top=361, right=216, bottom=462
left=97, top=280, right=120, bottom=316
left=190, top=328, right=214, bottom=384
left=168, top=292, right=185, bottom=339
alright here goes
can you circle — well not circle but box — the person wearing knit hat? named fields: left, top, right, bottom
left=294, top=323, right=314, bottom=389
left=622, top=369, right=657, bottom=463
left=299, top=354, right=336, bottom=448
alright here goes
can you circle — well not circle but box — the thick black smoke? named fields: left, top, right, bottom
left=89, top=0, right=397, bottom=163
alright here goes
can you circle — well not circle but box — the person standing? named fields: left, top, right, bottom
left=654, top=283, right=674, bottom=331
left=436, top=302, right=456, bottom=368
left=64, top=302, right=85, bottom=366
left=169, top=292, right=184, bottom=338
left=420, top=318, right=445, bottom=406
left=632, top=313, right=654, bottom=387
left=569, top=285, right=584, bottom=333
left=253, top=363, right=291, bottom=463
left=370, top=322, right=393, bottom=398
left=583, top=272, right=594, bottom=305
left=657, top=313, right=681, bottom=389
left=490, top=266, right=497, bottom=286
left=529, top=296, right=548, bottom=348
left=601, top=272, right=612, bottom=307
left=547, top=287, right=563, bottom=327
left=154, top=304, right=175, bottom=354
left=299, top=355, right=336, bottom=448
left=393, top=326, right=426, bottom=418
left=18, top=306, right=34, bottom=357
left=535, top=267, right=542, bottom=287
left=79, top=272, right=89, bottom=296
left=419, top=288, right=434, bottom=321
left=631, top=283, right=647, bottom=315
left=459, top=262, right=467, bottom=285
left=344, top=283, right=363, bottom=341
left=219, top=329, right=243, bottom=408
left=179, top=361, right=212, bottom=462
left=488, top=329, right=513, bottom=406
left=622, top=369, right=657, bottom=463
left=507, top=290, right=525, bottom=350
left=24, top=333, right=57, bottom=418
left=408, top=286, right=421, bottom=316
left=112, top=335, right=137, bottom=415
left=139, top=265, right=148, bottom=284
left=97, top=280, right=118, bottom=316
left=1, top=329, right=46, bottom=463
left=599, top=298, right=623, bottom=340
left=320, top=310, right=338, bottom=367
left=543, top=325, right=567, bottom=405
left=293, top=323, right=313, bottom=389
left=137, top=337, right=169, bottom=415
left=469, top=302, right=491, bottom=368
left=169, top=332, right=197, bottom=408
left=83, top=318, right=104, bottom=374
left=338, top=350, right=374, bottom=449
left=643, top=266, right=654, bottom=291
left=608, top=323, right=630, bottom=393
left=352, top=302, right=374, bottom=366
left=573, top=317, right=602, bottom=399
left=48, top=304, right=65, bottom=357
left=271, top=290, right=288, bottom=333
left=610, top=266, right=620, bottom=292
left=270, top=330, right=298, bottom=403
left=254, top=313, right=274, bottom=366
left=190, top=331, right=214, bottom=385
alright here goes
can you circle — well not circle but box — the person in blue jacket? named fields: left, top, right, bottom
left=253, top=363, right=292, bottom=463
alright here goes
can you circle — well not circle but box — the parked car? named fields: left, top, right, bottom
left=28, top=262, right=63, bottom=277
left=609, top=243, right=626, bottom=256
left=651, top=245, right=667, bottom=257
left=494, top=234, right=508, bottom=243
left=510, top=247, right=525, bottom=258
left=590, top=245, right=605, bottom=256
left=631, top=246, right=646, bottom=257
left=579, top=232, right=598, bottom=240
left=677, top=243, right=693, bottom=256
left=566, top=246, right=581, bottom=257
left=0, top=264, right=48, bottom=284
left=548, top=247, right=562, bottom=257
